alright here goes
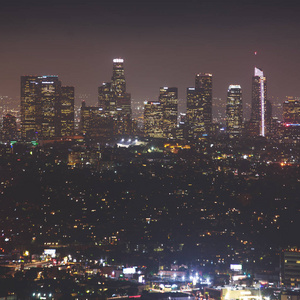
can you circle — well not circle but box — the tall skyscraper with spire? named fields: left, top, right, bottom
left=97, top=58, right=132, bottom=136
left=98, top=58, right=131, bottom=116
left=251, top=67, right=267, bottom=136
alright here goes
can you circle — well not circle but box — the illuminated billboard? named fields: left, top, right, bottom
left=123, top=267, right=136, bottom=274
left=44, top=249, right=56, bottom=258
left=230, top=264, right=242, bottom=271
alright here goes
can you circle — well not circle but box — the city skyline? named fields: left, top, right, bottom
left=1, top=0, right=300, bottom=112
left=1, top=1, right=300, bottom=296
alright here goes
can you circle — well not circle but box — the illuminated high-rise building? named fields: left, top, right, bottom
left=112, top=58, right=131, bottom=116
left=186, top=73, right=212, bottom=138
left=97, top=58, right=132, bottom=135
left=226, top=85, right=243, bottom=137
left=98, top=82, right=114, bottom=112
left=111, top=58, right=126, bottom=95
left=60, top=86, right=75, bottom=136
left=251, top=67, right=267, bottom=136
left=21, top=75, right=73, bottom=140
left=281, top=249, right=300, bottom=287
left=39, top=76, right=62, bottom=139
left=80, top=101, right=113, bottom=142
left=144, top=101, right=164, bottom=138
left=265, top=99, right=273, bottom=134
left=21, top=75, right=40, bottom=140
left=186, top=87, right=203, bottom=137
left=283, top=97, right=300, bottom=124
left=159, top=87, right=178, bottom=139
left=2, top=114, right=17, bottom=141
left=195, top=73, right=212, bottom=133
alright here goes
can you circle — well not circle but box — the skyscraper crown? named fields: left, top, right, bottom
left=254, top=67, right=264, bottom=77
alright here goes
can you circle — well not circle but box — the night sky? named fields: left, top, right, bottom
left=1, top=0, right=300, bottom=117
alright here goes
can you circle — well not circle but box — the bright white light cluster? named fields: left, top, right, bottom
left=113, top=58, right=124, bottom=63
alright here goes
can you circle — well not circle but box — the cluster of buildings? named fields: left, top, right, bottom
left=82, top=58, right=136, bottom=142
left=144, top=73, right=213, bottom=139
left=144, top=67, right=285, bottom=140
left=0, top=59, right=299, bottom=143
left=9, top=58, right=135, bottom=144
left=20, top=75, right=74, bottom=140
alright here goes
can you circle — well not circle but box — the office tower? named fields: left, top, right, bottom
left=195, top=73, right=213, bottom=133
left=266, top=99, right=272, bottom=123
left=116, top=92, right=131, bottom=116
left=111, top=58, right=126, bottom=95
left=175, top=113, right=188, bottom=140
left=21, top=75, right=73, bottom=140
left=98, top=58, right=131, bottom=115
left=186, top=73, right=212, bottom=138
left=39, top=76, right=61, bottom=139
left=81, top=101, right=101, bottom=136
left=2, top=114, right=17, bottom=141
left=251, top=67, right=267, bottom=136
left=281, top=249, right=300, bottom=287
left=97, top=58, right=132, bottom=135
left=186, top=87, right=203, bottom=137
left=226, top=85, right=243, bottom=137
left=80, top=101, right=113, bottom=142
left=144, top=101, right=164, bottom=138
left=265, top=99, right=272, bottom=134
left=61, top=86, right=75, bottom=136
left=282, top=97, right=300, bottom=139
left=159, top=87, right=178, bottom=138
left=112, top=58, right=131, bottom=116
left=283, top=97, right=300, bottom=124
left=98, top=82, right=114, bottom=113
left=21, top=76, right=40, bottom=140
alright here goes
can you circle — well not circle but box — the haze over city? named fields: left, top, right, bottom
left=1, top=0, right=300, bottom=112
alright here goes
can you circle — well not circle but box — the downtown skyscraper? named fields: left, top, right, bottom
left=186, top=73, right=212, bottom=138
left=143, top=87, right=178, bottom=139
left=226, top=85, right=243, bottom=137
left=143, top=101, right=164, bottom=138
left=283, top=97, right=300, bottom=124
left=98, top=58, right=131, bottom=117
left=21, top=75, right=74, bottom=140
left=159, top=87, right=178, bottom=139
left=60, top=86, right=75, bottom=137
left=250, top=67, right=267, bottom=136
left=97, top=58, right=132, bottom=137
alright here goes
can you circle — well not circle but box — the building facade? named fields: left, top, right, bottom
left=21, top=75, right=40, bottom=140
left=2, top=114, right=17, bottom=141
left=251, top=67, right=267, bottom=136
left=21, top=75, right=74, bottom=140
left=39, top=75, right=61, bottom=139
left=98, top=58, right=132, bottom=135
left=281, top=250, right=300, bottom=287
left=159, top=87, right=178, bottom=139
left=283, top=97, right=300, bottom=124
left=144, top=101, right=164, bottom=138
left=226, top=85, right=243, bottom=137
left=61, top=86, right=75, bottom=137
left=80, top=101, right=113, bottom=143
left=195, top=73, right=212, bottom=134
